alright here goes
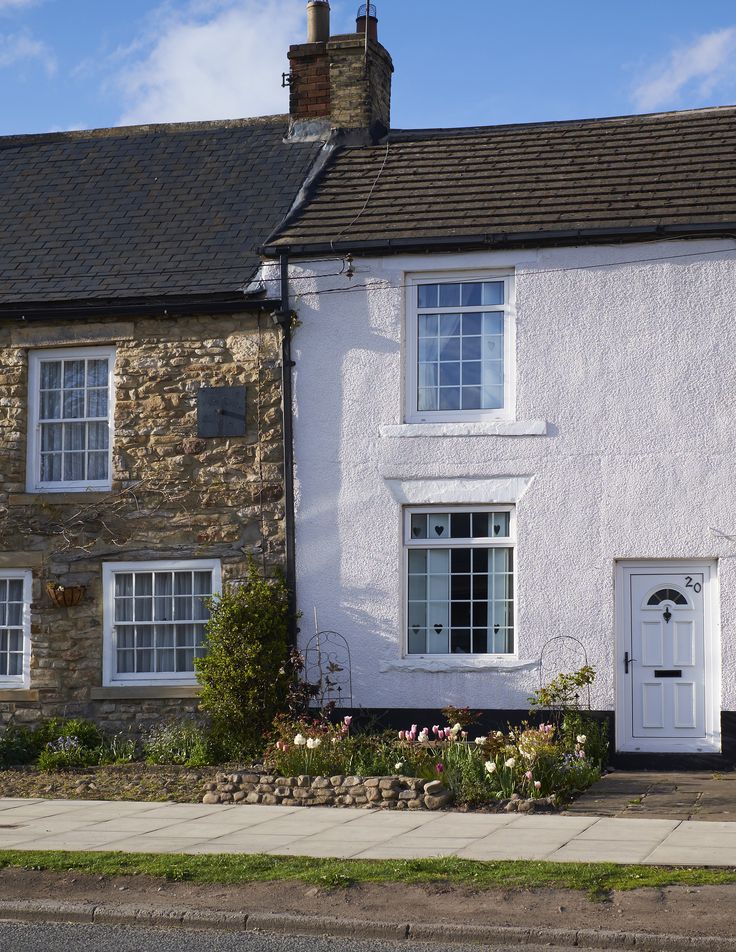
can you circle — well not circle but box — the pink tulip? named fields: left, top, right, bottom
left=534, top=781, right=542, bottom=790
left=398, top=730, right=405, bottom=740
left=435, top=763, right=444, bottom=774
left=432, top=725, right=439, bottom=735
left=344, top=715, right=353, bottom=726
left=525, top=771, right=533, bottom=780
left=411, top=724, right=418, bottom=733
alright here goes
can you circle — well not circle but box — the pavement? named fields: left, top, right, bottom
left=565, top=770, right=736, bottom=821
left=2, top=797, right=736, bottom=866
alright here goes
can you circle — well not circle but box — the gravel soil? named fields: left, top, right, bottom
left=0, top=765, right=211, bottom=802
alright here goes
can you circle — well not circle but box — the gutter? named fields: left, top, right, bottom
left=0, top=294, right=281, bottom=322
left=272, top=253, right=298, bottom=644
left=264, top=221, right=736, bottom=258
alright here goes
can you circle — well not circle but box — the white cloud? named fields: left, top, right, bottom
left=632, top=27, right=736, bottom=111
left=0, top=30, right=55, bottom=74
left=116, top=0, right=306, bottom=126
left=0, top=0, right=37, bottom=11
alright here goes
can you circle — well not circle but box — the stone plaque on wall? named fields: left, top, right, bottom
left=197, top=386, right=246, bottom=438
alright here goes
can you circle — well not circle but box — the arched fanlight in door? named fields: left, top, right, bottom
left=646, top=588, right=688, bottom=607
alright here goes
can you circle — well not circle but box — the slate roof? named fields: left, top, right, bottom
left=266, top=105, right=736, bottom=255
left=0, top=116, right=320, bottom=308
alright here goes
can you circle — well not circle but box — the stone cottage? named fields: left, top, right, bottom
left=0, top=118, right=319, bottom=731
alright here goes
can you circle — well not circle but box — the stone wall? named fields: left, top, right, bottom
left=203, top=770, right=453, bottom=810
left=0, top=310, right=285, bottom=732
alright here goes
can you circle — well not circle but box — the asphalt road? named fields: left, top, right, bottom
left=0, top=922, right=582, bottom=952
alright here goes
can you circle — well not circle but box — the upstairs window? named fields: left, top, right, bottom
left=27, top=346, right=115, bottom=492
left=406, top=274, right=514, bottom=423
left=405, top=507, right=515, bottom=656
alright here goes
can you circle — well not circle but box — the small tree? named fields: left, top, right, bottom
left=195, top=559, right=291, bottom=759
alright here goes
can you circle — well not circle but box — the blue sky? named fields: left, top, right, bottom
left=2, top=0, right=736, bottom=135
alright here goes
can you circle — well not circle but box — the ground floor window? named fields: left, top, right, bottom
left=405, top=508, right=515, bottom=655
left=103, top=559, right=221, bottom=685
left=0, top=570, right=31, bottom=686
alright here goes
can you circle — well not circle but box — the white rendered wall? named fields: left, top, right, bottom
left=275, top=241, right=736, bottom=713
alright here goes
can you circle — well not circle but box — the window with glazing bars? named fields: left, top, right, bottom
left=0, top=576, right=26, bottom=681
left=405, top=509, right=515, bottom=655
left=29, top=347, right=114, bottom=490
left=112, top=568, right=214, bottom=676
left=408, top=275, right=513, bottom=422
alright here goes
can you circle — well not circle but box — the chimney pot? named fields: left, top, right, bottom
left=307, top=0, right=330, bottom=43
left=356, top=2, right=378, bottom=41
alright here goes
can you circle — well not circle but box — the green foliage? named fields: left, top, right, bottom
left=143, top=720, right=211, bottom=767
left=0, top=724, right=37, bottom=767
left=2, top=849, right=736, bottom=892
left=37, top=736, right=100, bottom=771
left=560, top=712, right=609, bottom=770
left=33, top=717, right=103, bottom=752
left=528, top=665, right=596, bottom=713
left=195, top=559, right=291, bottom=759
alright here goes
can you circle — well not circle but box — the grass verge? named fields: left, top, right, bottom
left=1, top=850, right=736, bottom=894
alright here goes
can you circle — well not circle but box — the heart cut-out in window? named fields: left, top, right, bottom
left=433, top=623, right=443, bottom=634
left=412, top=625, right=419, bottom=634
left=434, top=526, right=445, bottom=536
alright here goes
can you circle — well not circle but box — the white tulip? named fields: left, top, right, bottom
left=294, top=734, right=307, bottom=746
left=395, top=762, right=404, bottom=771
left=504, top=757, right=516, bottom=768
left=484, top=760, right=497, bottom=773
left=474, top=736, right=487, bottom=746
left=306, top=737, right=321, bottom=749
left=452, top=723, right=462, bottom=733
left=577, top=735, right=587, bottom=744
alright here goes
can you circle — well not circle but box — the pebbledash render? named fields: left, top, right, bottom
left=266, top=3, right=736, bottom=761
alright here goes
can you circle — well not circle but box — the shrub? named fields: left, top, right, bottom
left=143, top=720, right=210, bottom=767
left=37, top=736, right=100, bottom=771
left=0, top=724, right=37, bottom=767
left=195, top=559, right=291, bottom=759
left=33, top=717, right=103, bottom=752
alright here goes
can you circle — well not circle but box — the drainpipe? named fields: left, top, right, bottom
left=273, top=253, right=298, bottom=644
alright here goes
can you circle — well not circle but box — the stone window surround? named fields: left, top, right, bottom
left=0, top=568, right=32, bottom=690
left=102, top=558, right=222, bottom=688
left=26, top=344, right=116, bottom=494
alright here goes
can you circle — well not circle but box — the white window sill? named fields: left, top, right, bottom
left=380, top=420, right=547, bottom=439
left=379, top=657, right=540, bottom=674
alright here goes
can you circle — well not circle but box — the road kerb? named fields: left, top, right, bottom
left=1, top=899, right=736, bottom=950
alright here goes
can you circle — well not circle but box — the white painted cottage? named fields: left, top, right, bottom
left=268, top=2, right=736, bottom=761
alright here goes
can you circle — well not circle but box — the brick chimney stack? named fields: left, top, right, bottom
left=287, top=1, right=393, bottom=143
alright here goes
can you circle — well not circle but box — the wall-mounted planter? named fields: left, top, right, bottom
left=46, top=583, right=86, bottom=608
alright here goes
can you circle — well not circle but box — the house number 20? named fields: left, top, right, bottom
left=685, top=576, right=702, bottom=593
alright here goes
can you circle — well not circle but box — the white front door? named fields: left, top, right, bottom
left=616, top=562, right=720, bottom=753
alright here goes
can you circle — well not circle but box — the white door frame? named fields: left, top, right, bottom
left=615, top=560, right=721, bottom=754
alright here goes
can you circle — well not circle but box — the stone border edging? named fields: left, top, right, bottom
left=1, top=899, right=736, bottom=950
left=203, top=771, right=454, bottom=809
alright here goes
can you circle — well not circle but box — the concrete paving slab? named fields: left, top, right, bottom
left=268, top=840, right=379, bottom=858
left=643, top=843, right=736, bottom=867
left=99, top=836, right=214, bottom=855
left=574, top=818, right=680, bottom=840
left=454, top=842, right=559, bottom=860
left=350, top=844, right=461, bottom=859
left=547, top=840, right=658, bottom=864
left=85, top=817, right=192, bottom=835
left=183, top=835, right=304, bottom=855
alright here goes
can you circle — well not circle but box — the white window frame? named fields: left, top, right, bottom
left=27, top=345, right=116, bottom=493
left=102, top=559, right=222, bottom=687
left=0, top=569, right=32, bottom=689
left=405, top=270, right=516, bottom=424
left=403, top=505, right=517, bottom=659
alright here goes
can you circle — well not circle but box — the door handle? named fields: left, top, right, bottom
left=624, top=651, right=637, bottom=674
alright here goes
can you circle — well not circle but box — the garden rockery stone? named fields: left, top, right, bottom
left=202, top=771, right=454, bottom=810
